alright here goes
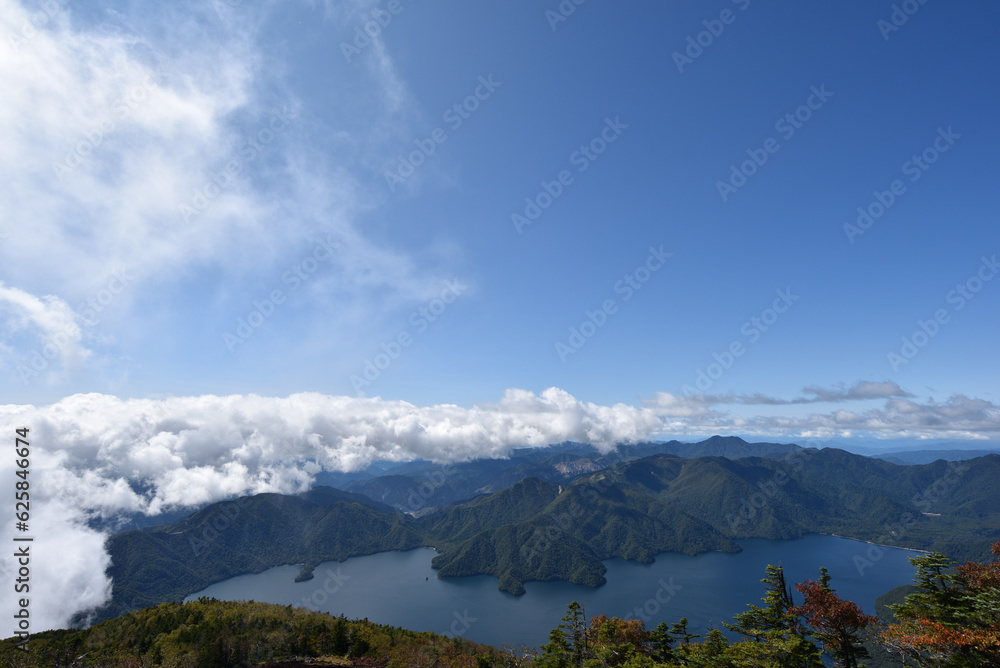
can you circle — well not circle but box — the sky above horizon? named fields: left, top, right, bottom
left=1, top=0, right=999, bottom=629
left=1, top=0, right=998, bottom=438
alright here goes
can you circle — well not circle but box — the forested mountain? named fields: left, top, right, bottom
left=873, top=448, right=1000, bottom=465
left=340, top=436, right=803, bottom=515
left=91, top=445, right=1000, bottom=629
left=94, top=492, right=425, bottom=624
left=424, top=477, right=738, bottom=595
left=7, top=599, right=507, bottom=667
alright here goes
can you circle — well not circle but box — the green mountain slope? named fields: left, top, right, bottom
left=426, top=476, right=739, bottom=594
left=91, top=448, right=1000, bottom=625
left=95, top=493, right=424, bottom=624
left=342, top=436, right=805, bottom=514
left=6, top=599, right=505, bottom=667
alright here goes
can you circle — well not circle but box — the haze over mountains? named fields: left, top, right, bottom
left=90, top=437, right=1000, bottom=627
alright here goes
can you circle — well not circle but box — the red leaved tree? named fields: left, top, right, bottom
left=790, top=567, right=879, bottom=668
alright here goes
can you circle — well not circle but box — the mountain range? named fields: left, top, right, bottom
left=87, top=437, right=1000, bottom=627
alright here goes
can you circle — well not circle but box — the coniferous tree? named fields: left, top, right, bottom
left=724, top=564, right=823, bottom=667
left=648, top=621, right=676, bottom=664
left=683, top=628, right=733, bottom=668
left=537, top=627, right=572, bottom=668
left=883, top=543, right=1000, bottom=667
left=563, top=600, right=588, bottom=666
left=538, top=601, right=589, bottom=667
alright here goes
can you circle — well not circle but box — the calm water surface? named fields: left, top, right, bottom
left=186, top=534, right=919, bottom=649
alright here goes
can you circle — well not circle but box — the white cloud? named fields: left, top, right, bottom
left=1, top=384, right=998, bottom=629
left=644, top=388, right=1000, bottom=440
left=0, top=283, right=90, bottom=374
left=0, top=387, right=664, bottom=630
left=644, top=381, right=912, bottom=411
left=0, top=0, right=456, bottom=386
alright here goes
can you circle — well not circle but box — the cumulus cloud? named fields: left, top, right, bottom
left=2, top=385, right=998, bottom=629
left=0, top=387, right=663, bottom=630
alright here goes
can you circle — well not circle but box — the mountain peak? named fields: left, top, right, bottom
left=701, top=435, right=748, bottom=445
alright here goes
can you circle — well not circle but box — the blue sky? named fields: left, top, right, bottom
left=1, top=0, right=998, bottom=437
left=1, top=0, right=1000, bottom=630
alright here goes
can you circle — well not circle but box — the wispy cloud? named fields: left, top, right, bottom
left=0, top=283, right=90, bottom=374
left=748, top=380, right=914, bottom=404
left=646, top=384, right=999, bottom=440
left=645, top=380, right=913, bottom=413
left=0, top=0, right=454, bottom=385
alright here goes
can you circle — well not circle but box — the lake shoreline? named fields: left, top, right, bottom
left=186, top=535, right=921, bottom=650
left=816, top=532, right=932, bottom=555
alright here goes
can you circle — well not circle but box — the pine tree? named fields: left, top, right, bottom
left=724, top=564, right=823, bottom=667
left=684, top=628, right=733, bottom=668
left=537, top=627, right=572, bottom=668
left=882, top=543, right=1000, bottom=667
left=538, top=601, right=589, bottom=667
left=563, top=601, right=588, bottom=666
left=649, top=621, right=676, bottom=664
left=669, top=617, right=700, bottom=645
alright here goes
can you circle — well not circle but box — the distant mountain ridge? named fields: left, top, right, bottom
left=88, top=441, right=1000, bottom=627
left=870, top=448, right=1000, bottom=465
left=340, top=435, right=803, bottom=515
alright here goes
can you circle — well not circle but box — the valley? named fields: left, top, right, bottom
left=89, top=437, right=1000, bottom=626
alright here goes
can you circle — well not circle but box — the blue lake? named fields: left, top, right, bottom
left=186, top=534, right=919, bottom=650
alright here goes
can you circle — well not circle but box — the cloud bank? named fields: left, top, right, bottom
left=1, top=384, right=998, bottom=630
left=0, top=387, right=660, bottom=630
left=646, top=385, right=1000, bottom=439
